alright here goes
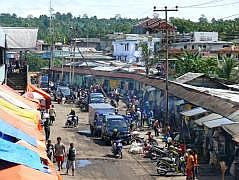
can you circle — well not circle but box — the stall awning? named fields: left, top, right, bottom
left=222, top=123, right=239, bottom=143
left=194, top=113, right=223, bottom=126
left=180, top=107, right=207, bottom=117
left=0, top=118, right=37, bottom=146
left=0, top=138, right=44, bottom=171
left=203, top=118, right=236, bottom=128
left=0, top=165, right=59, bottom=180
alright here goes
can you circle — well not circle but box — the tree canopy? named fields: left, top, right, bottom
left=1, top=13, right=239, bottom=43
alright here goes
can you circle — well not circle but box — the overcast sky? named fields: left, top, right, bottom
left=1, top=0, right=239, bottom=21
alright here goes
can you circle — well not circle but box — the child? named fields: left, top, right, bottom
left=46, top=140, right=54, bottom=161
left=66, top=143, right=76, bottom=176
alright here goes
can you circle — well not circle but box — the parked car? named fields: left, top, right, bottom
left=101, top=115, right=131, bottom=144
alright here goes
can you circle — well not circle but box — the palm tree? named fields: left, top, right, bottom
left=219, top=57, right=237, bottom=80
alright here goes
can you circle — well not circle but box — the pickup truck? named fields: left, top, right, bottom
left=88, top=103, right=115, bottom=136
left=101, top=115, right=131, bottom=144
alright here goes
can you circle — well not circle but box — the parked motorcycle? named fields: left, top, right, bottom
left=156, top=156, right=186, bottom=176
left=111, top=140, right=123, bottom=159
left=65, top=115, right=79, bottom=128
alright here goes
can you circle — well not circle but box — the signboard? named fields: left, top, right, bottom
left=109, top=80, right=119, bottom=89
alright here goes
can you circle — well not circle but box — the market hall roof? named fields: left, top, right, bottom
left=2, top=27, right=38, bottom=49
left=194, top=113, right=223, bottom=126
left=52, top=66, right=239, bottom=120
left=180, top=107, right=207, bottom=117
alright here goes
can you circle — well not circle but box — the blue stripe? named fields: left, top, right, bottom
left=0, top=118, right=37, bottom=146
left=0, top=138, right=44, bottom=171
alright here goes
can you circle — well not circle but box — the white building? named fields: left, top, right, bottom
left=171, top=32, right=232, bottom=53
left=112, top=34, right=160, bottom=63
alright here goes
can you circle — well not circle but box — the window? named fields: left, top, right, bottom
left=125, top=43, right=129, bottom=51
left=184, top=45, right=187, bottom=49
left=203, top=45, right=206, bottom=49
left=135, top=44, right=138, bottom=51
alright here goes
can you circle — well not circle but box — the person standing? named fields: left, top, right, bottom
left=153, top=119, right=160, bottom=137
left=186, top=150, right=195, bottom=180
left=193, top=150, right=199, bottom=179
left=55, top=137, right=66, bottom=171
left=49, top=105, right=56, bottom=125
left=66, top=143, right=76, bottom=176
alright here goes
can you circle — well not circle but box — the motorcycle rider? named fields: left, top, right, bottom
left=67, top=109, right=77, bottom=126
left=111, top=128, right=120, bottom=154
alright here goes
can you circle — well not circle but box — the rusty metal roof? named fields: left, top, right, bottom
left=176, top=72, right=205, bottom=84
left=52, top=66, right=239, bottom=120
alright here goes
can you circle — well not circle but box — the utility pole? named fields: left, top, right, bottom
left=153, top=6, right=178, bottom=125
left=48, top=0, right=54, bottom=91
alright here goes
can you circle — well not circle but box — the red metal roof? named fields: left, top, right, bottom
left=136, top=18, right=175, bottom=32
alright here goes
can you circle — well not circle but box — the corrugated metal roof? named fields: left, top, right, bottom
left=52, top=66, right=239, bottom=120
left=180, top=107, right=207, bottom=117
left=194, top=113, right=222, bottom=126
left=203, top=118, right=236, bottom=128
left=223, top=123, right=239, bottom=138
left=176, top=72, right=205, bottom=84
left=228, top=110, right=239, bottom=122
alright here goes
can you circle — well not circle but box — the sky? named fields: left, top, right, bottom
left=1, top=0, right=239, bottom=21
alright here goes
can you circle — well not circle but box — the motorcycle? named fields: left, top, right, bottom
left=65, top=115, right=79, bottom=128
left=156, top=156, right=186, bottom=176
left=111, top=140, right=123, bottom=159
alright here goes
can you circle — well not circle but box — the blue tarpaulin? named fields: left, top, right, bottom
left=0, top=118, right=37, bottom=147
left=0, top=138, right=44, bottom=171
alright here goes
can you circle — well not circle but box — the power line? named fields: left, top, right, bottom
left=220, top=13, right=239, bottom=19
left=181, top=1, right=239, bottom=9
left=181, top=0, right=226, bottom=8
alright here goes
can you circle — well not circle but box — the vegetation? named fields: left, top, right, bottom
left=1, top=13, right=239, bottom=43
left=0, top=13, right=138, bottom=43
left=175, top=51, right=218, bottom=76
left=26, top=53, right=62, bottom=72
left=217, top=57, right=238, bottom=80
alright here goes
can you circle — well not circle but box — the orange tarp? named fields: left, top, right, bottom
left=0, top=85, right=39, bottom=110
left=0, top=165, right=61, bottom=180
left=0, top=108, right=45, bottom=141
left=26, top=84, right=51, bottom=100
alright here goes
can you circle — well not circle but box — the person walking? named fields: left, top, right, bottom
left=54, top=137, right=66, bottom=171
left=43, top=110, right=51, bottom=141
left=46, top=140, right=54, bottom=161
left=66, top=143, right=76, bottom=176
left=49, top=105, right=56, bottom=125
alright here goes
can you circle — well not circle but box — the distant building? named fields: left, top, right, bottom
left=168, top=32, right=233, bottom=58
left=133, top=18, right=175, bottom=35
left=72, top=38, right=101, bottom=50
left=112, top=34, right=160, bottom=63
left=217, top=46, right=239, bottom=60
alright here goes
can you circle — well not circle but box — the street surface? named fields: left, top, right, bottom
left=50, top=102, right=232, bottom=180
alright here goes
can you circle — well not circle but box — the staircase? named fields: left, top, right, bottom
left=7, top=71, right=28, bottom=94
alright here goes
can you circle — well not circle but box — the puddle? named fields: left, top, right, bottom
left=76, top=160, right=92, bottom=168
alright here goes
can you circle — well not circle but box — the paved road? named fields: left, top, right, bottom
left=49, top=102, right=232, bottom=180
